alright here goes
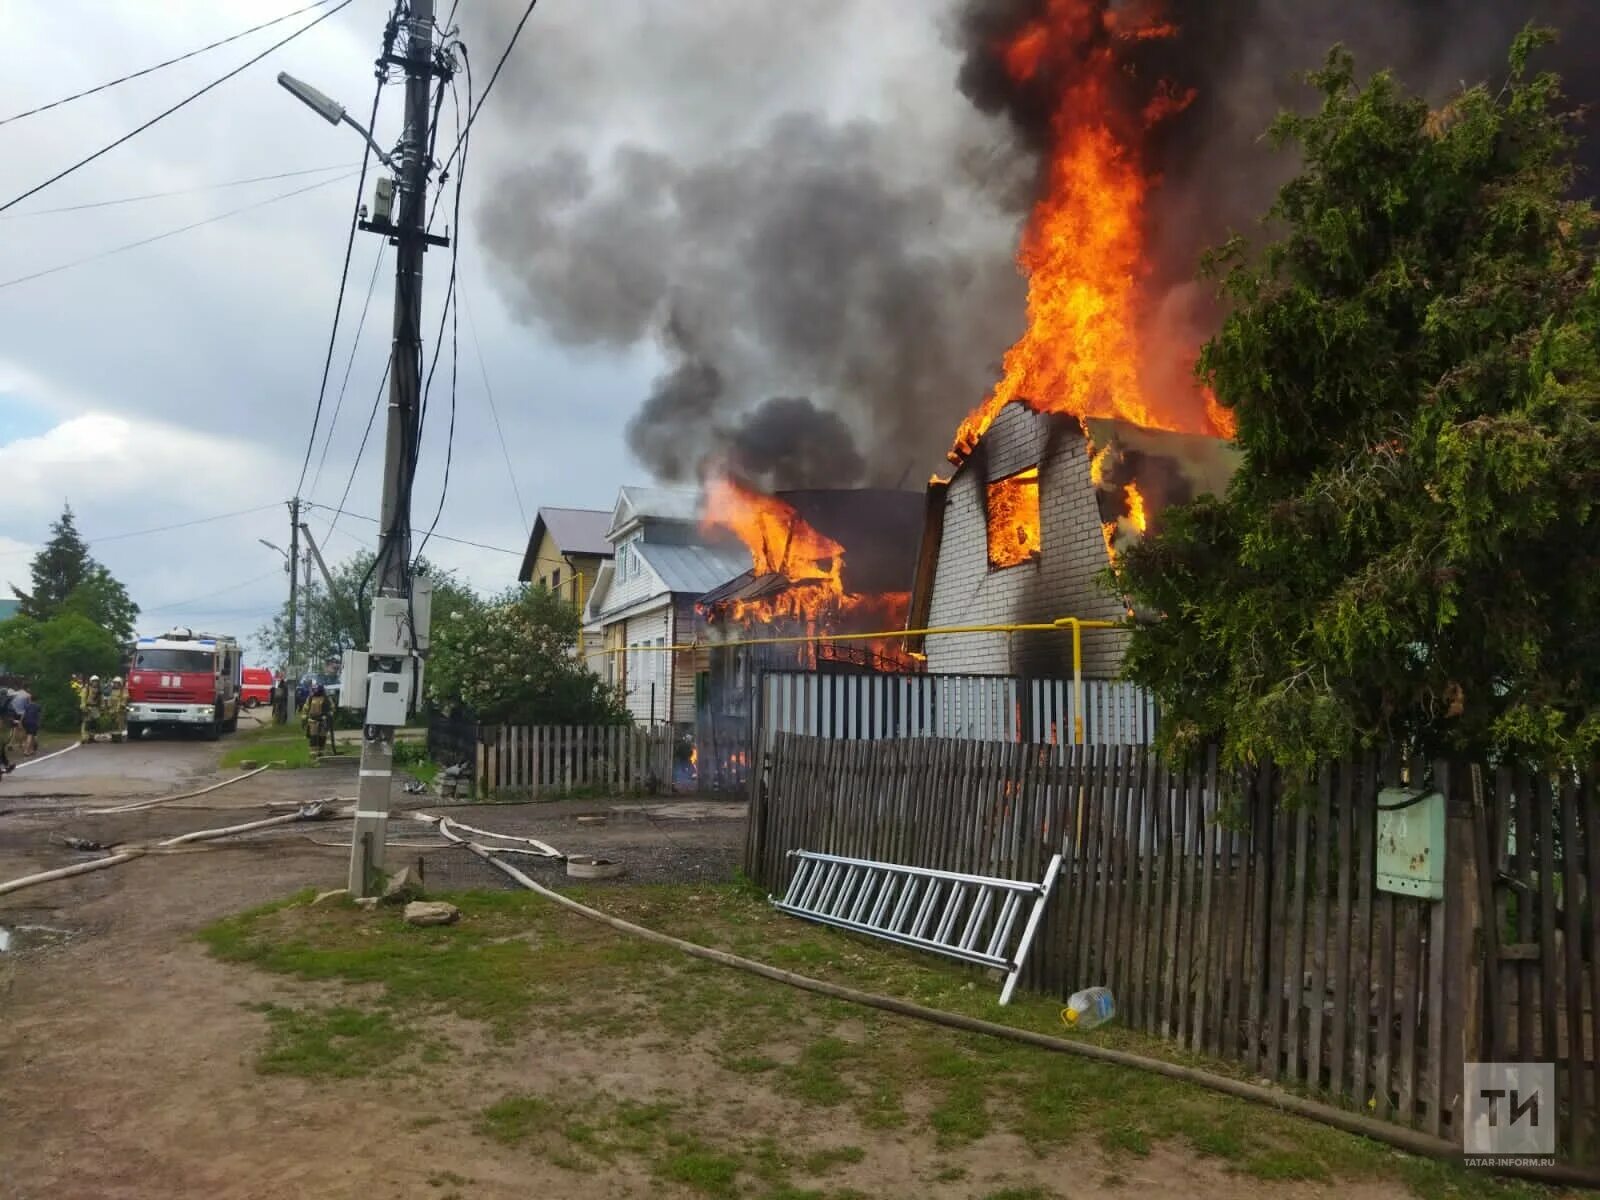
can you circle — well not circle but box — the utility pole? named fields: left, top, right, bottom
left=287, top=497, right=301, bottom=691
left=303, top=548, right=315, bottom=672
left=348, top=0, right=439, bottom=895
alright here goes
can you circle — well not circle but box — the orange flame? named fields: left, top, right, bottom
left=950, top=1, right=1221, bottom=463
left=987, top=468, right=1041, bottom=569
left=1088, top=443, right=1111, bottom=486
left=700, top=474, right=913, bottom=665
left=1124, top=480, right=1148, bottom=532
left=1202, top=386, right=1237, bottom=440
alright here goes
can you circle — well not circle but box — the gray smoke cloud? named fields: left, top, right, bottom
left=469, top=0, right=1596, bottom=488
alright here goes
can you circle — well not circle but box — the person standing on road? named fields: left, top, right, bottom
left=80, top=674, right=102, bottom=743
left=302, top=683, right=331, bottom=753
left=20, top=696, right=41, bottom=756
left=106, top=678, right=128, bottom=743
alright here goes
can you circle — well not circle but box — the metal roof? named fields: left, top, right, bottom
left=609, top=486, right=700, bottom=538
left=633, top=541, right=749, bottom=598
left=519, top=506, right=614, bottom=581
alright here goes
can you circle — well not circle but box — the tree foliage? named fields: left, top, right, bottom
left=1113, top=29, right=1599, bottom=774
left=426, top=585, right=629, bottom=726
left=0, top=613, right=122, bottom=731
left=255, top=551, right=479, bottom=674
left=13, top=506, right=139, bottom=644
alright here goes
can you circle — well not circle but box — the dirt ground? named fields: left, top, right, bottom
left=0, top=739, right=1551, bottom=1199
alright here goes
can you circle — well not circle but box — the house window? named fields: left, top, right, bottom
left=987, top=467, right=1041, bottom=570
left=552, top=567, right=562, bottom=592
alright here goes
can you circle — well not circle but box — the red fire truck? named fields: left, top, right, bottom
left=125, top=628, right=243, bottom=740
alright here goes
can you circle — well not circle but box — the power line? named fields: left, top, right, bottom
left=143, top=569, right=283, bottom=614
left=435, top=0, right=540, bottom=185
left=0, top=0, right=344, bottom=127
left=294, top=5, right=399, bottom=497
left=0, top=162, right=355, bottom=220
left=91, top=504, right=284, bottom=545
left=300, top=502, right=520, bottom=555
left=308, top=241, right=387, bottom=500
left=460, top=283, right=528, bottom=534
left=0, top=170, right=359, bottom=291
left=0, top=0, right=356, bottom=215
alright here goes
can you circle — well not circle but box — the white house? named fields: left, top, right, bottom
left=582, top=487, right=749, bottom=728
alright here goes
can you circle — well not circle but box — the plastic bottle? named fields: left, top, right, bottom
left=1062, top=986, right=1115, bottom=1030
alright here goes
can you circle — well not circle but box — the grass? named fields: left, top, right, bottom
left=201, top=883, right=1555, bottom=1200
left=219, top=722, right=322, bottom=770
left=254, top=1003, right=410, bottom=1078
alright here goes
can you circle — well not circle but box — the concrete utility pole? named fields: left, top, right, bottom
left=286, top=497, right=301, bottom=685
left=348, top=0, right=438, bottom=895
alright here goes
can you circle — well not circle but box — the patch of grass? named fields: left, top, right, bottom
left=255, top=1004, right=406, bottom=1078
left=800, top=1145, right=864, bottom=1174
left=924, top=1045, right=990, bottom=1146
left=659, top=1142, right=742, bottom=1197
left=220, top=723, right=318, bottom=770
left=477, top=1095, right=555, bottom=1144
left=788, top=1036, right=852, bottom=1107
left=724, top=1053, right=781, bottom=1075
left=1243, top=1148, right=1331, bottom=1182
left=983, top=1189, right=1054, bottom=1200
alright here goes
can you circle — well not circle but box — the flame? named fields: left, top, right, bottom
left=700, top=473, right=914, bottom=667
left=987, top=468, right=1041, bottom=569
left=950, top=1, right=1220, bottom=464
left=1202, top=386, right=1237, bottom=440
left=1124, top=481, right=1148, bottom=532
left=1102, top=520, right=1119, bottom=564
left=1088, top=443, right=1111, bottom=486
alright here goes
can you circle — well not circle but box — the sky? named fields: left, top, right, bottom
left=5, top=0, right=1593, bottom=664
left=0, top=0, right=984, bottom=663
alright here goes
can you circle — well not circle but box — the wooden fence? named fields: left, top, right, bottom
left=477, top=724, right=675, bottom=798
left=746, top=734, right=1599, bottom=1161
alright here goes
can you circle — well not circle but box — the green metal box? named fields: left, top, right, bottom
left=1375, top=788, right=1445, bottom=900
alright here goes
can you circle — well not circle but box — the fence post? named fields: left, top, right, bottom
left=1440, top=759, right=1482, bottom=1145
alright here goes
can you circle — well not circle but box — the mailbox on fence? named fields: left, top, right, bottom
left=1375, top=788, right=1445, bottom=900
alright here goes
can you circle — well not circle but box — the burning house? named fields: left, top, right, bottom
left=693, top=478, right=924, bottom=784
left=908, top=409, right=1239, bottom=676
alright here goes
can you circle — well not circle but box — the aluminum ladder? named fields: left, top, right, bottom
left=771, top=850, right=1063, bottom=1005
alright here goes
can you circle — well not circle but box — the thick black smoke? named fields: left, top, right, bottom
left=472, top=1, right=1596, bottom=489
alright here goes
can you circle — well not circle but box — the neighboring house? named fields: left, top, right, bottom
left=517, top=506, right=614, bottom=614
left=907, top=405, right=1240, bottom=677
left=582, top=487, right=749, bottom=728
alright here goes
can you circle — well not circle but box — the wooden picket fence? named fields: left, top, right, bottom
left=746, top=734, right=1600, bottom=1162
left=477, top=723, right=674, bottom=798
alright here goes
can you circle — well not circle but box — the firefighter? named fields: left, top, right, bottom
left=302, top=683, right=331, bottom=753
left=80, top=674, right=102, bottom=743
left=106, top=677, right=128, bottom=743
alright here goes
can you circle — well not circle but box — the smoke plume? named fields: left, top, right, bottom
left=470, top=0, right=1597, bottom=487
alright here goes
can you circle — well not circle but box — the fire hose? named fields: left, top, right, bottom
left=0, top=801, right=340, bottom=897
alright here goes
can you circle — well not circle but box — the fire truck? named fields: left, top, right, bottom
left=125, top=628, right=243, bottom=740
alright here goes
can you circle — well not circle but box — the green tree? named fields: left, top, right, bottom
left=255, top=551, right=480, bottom=673
left=1113, top=29, right=1600, bottom=775
left=0, top=613, right=121, bottom=731
left=13, top=505, right=139, bottom=643
left=427, top=585, right=629, bottom=725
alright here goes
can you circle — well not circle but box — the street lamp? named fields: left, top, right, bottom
left=277, top=72, right=399, bottom=173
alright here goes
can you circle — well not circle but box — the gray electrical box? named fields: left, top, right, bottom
left=365, top=670, right=410, bottom=727
left=411, top=576, right=433, bottom=651
left=370, top=596, right=413, bottom=656
left=372, top=176, right=394, bottom=223
left=1376, top=788, right=1445, bottom=900
left=338, top=649, right=369, bottom=709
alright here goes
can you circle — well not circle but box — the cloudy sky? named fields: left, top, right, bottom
left=6, top=0, right=1591, bottom=662
left=0, top=0, right=993, bottom=661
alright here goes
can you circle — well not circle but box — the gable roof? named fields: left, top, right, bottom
left=608, top=486, right=700, bottom=539
left=518, top=506, right=613, bottom=582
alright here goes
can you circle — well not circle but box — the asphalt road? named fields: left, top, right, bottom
left=7, top=733, right=220, bottom=798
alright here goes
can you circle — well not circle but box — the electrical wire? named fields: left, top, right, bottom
left=0, top=162, right=356, bottom=219
left=0, top=0, right=344, bottom=127
left=0, top=170, right=359, bottom=291
left=308, top=242, right=387, bottom=500
left=143, top=569, right=283, bottom=614
left=435, top=0, right=540, bottom=184
left=460, top=284, right=528, bottom=534
left=90, top=503, right=283, bottom=545
left=414, top=65, right=469, bottom=568
left=0, top=0, right=356, bottom=214
left=300, top=502, right=520, bottom=555
left=293, top=2, right=400, bottom=499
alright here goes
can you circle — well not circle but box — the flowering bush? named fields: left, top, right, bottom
left=427, top=586, right=628, bottom=726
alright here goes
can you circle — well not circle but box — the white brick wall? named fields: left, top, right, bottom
left=926, top=405, right=1129, bottom=677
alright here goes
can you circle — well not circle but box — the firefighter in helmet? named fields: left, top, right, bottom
left=80, top=674, right=103, bottom=743
left=302, top=683, right=331, bottom=753
left=106, top=677, right=128, bottom=743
